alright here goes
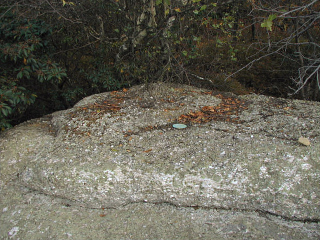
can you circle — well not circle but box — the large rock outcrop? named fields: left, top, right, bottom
left=1, top=83, right=319, bottom=239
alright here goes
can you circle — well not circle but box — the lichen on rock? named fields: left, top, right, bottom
left=1, top=83, right=319, bottom=239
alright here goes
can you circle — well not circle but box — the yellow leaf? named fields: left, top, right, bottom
left=174, top=8, right=181, bottom=12
left=62, top=0, right=75, bottom=6
left=298, top=137, right=311, bottom=146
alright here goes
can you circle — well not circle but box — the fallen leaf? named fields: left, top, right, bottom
left=202, top=106, right=215, bottom=113
left=298, top=137, right=311, bottom=146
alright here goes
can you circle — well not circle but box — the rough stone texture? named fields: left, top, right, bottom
left=1, top=82, right=319, bottom=239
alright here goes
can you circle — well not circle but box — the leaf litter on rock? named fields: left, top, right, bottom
left=178, top=94, right=249, bottom=124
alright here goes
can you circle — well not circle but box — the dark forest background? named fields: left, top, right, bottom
left=1, top=0, right=319, bottom=130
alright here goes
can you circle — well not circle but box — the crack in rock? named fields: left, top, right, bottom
left=19, top=183, right=320, bottom=225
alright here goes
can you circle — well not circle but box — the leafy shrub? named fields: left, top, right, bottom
left=0, top=11, right=67, bottom=130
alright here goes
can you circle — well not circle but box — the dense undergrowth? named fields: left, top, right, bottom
left=0, top=0, right=319, bottom=130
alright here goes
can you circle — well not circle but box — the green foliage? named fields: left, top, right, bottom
left=0, top=77, right=37, bottom=130
left=0, top=0, right=316, bottom=130
left=0, top=11, right=67, bottom=130
left=83, top=64, right=123, bottom=92
left=261, top=14, right=277, bottom=31
left=156, top=0, right=171, bottom=5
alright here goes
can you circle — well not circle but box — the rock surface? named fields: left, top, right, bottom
left=1, top=82, right=320, bottom=239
